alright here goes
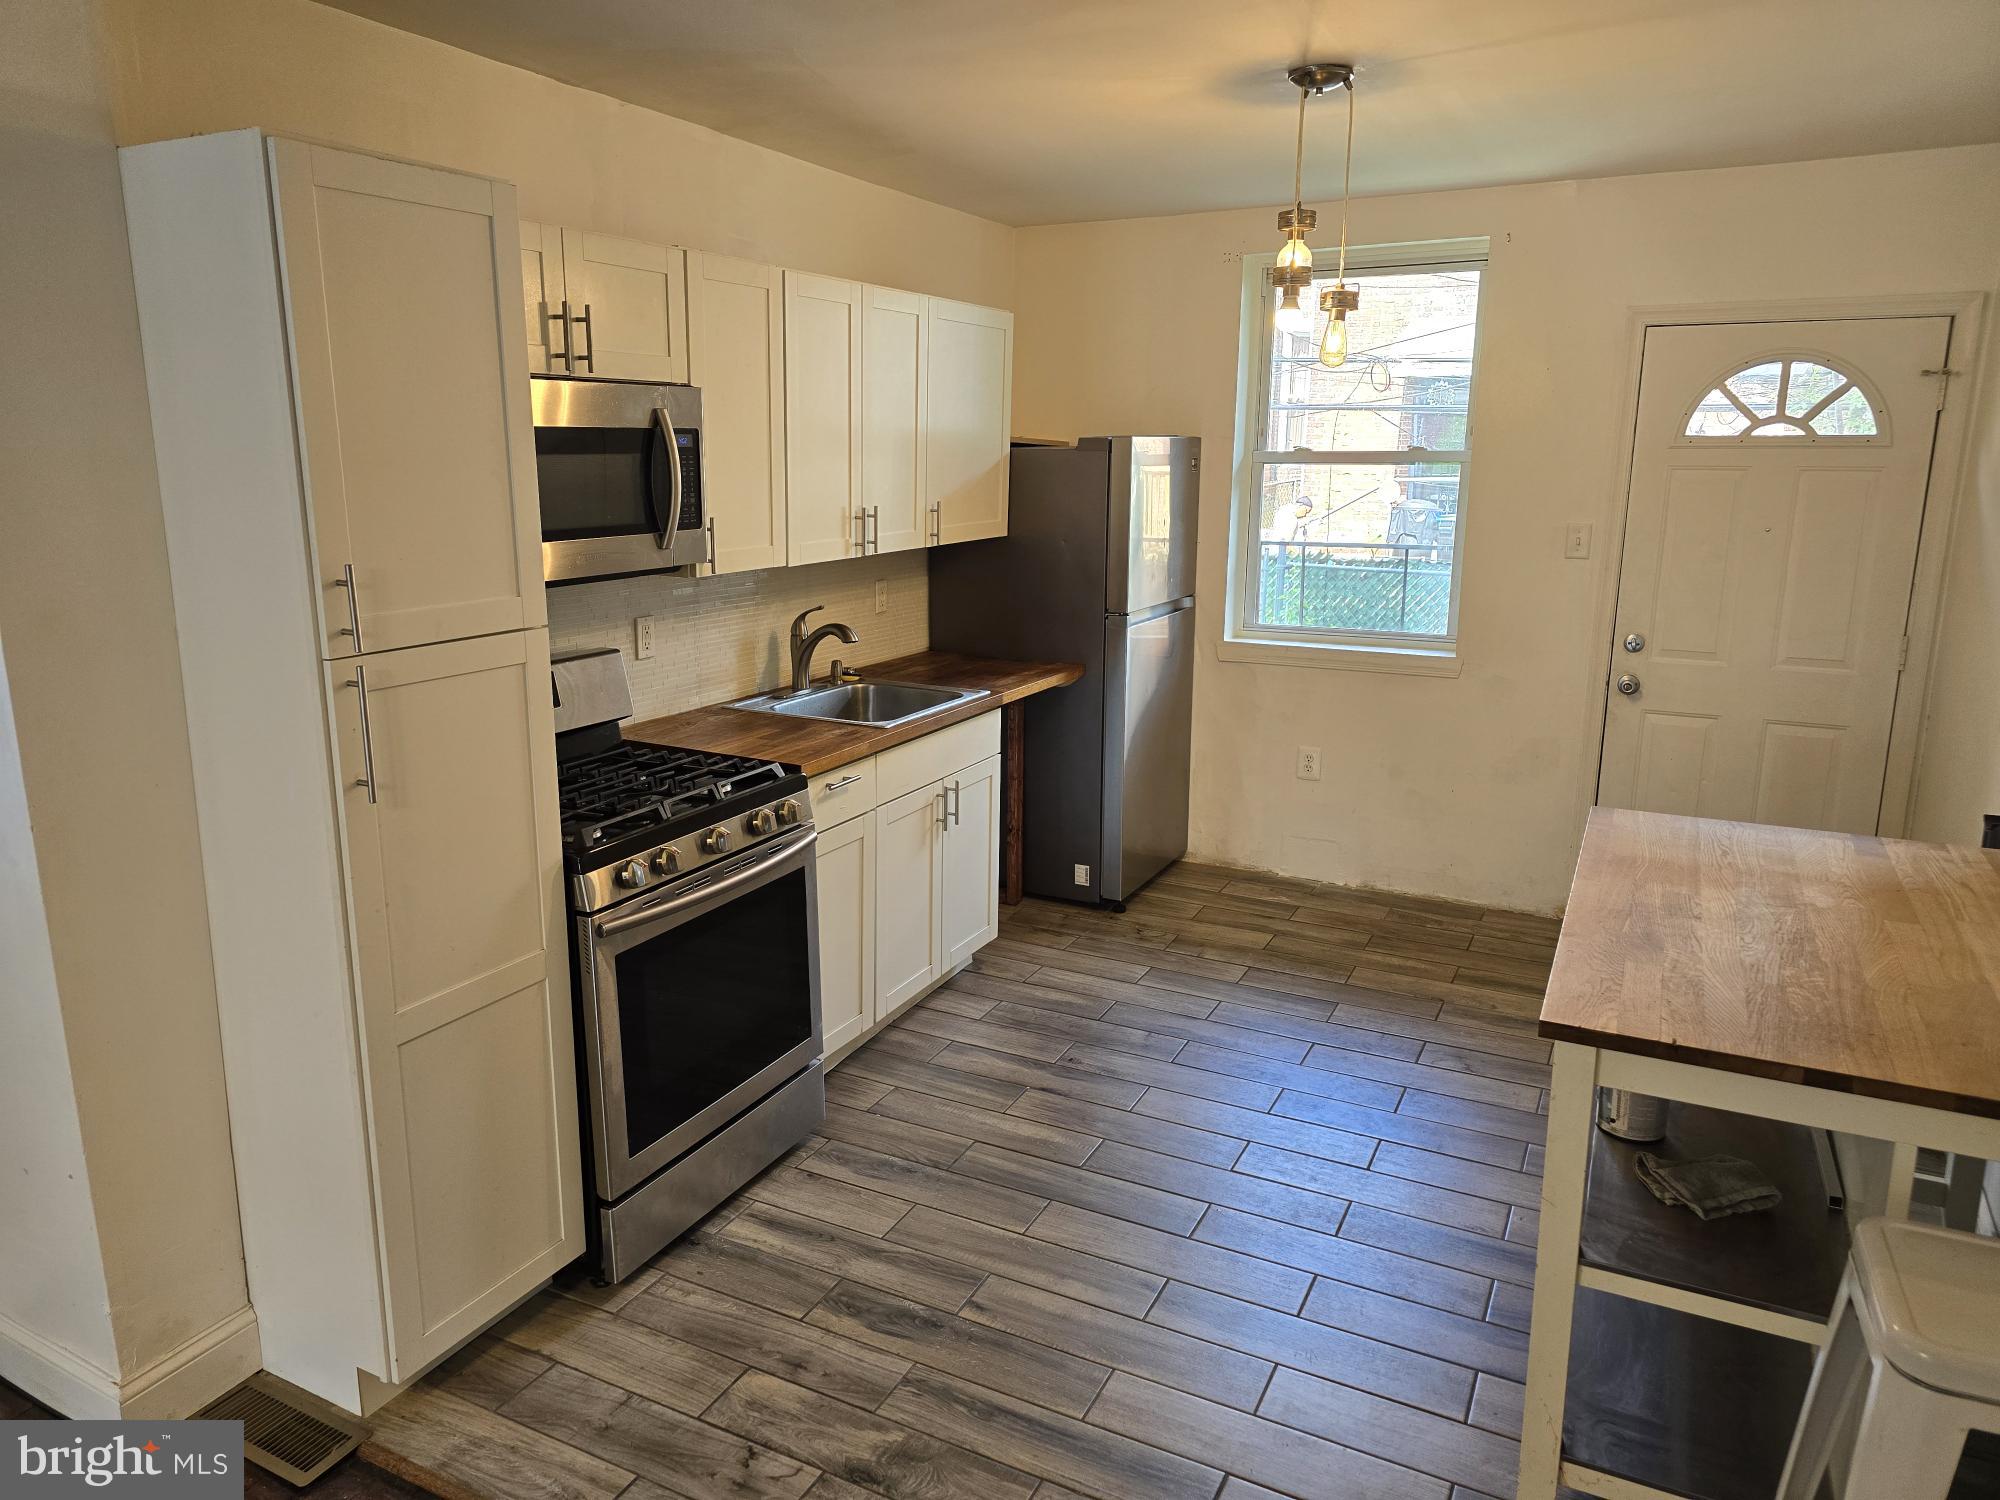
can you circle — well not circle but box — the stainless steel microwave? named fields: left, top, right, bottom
left=532, top=376, right=710, bottom=584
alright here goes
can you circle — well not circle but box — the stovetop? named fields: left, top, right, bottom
left=558, top=739, right=795, bottom=859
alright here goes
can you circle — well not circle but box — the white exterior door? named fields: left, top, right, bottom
left=875, top=781, right=943, bottom=1013
left=925, top=297, right=1013, bottom=545
left=269, top=140, right=543, bottom=657
left=688, top=252, right=787, bottom=574
left=328, top=628, right=581, bottom=1376
left=785, top=271, right=864, bottom=566
left=863, top=286, right=928, bottom=555
left=559, top=229, right=688, bottom=383
left=1599, top=317, right=1950, bottom=833
left=814, top=812, right=876, bottom=1055
left=939, top=753, right=1002, bottom=970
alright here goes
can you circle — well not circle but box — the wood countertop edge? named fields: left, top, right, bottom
left=625, top=653, right=1085, bottom=777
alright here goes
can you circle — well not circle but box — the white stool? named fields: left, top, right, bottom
left=1779, top=1218, right=2000, bottom=1498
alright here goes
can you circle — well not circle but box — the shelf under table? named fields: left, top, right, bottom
left=1581, top=1101, right=1850, bottom=1324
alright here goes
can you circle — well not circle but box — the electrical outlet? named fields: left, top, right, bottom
left=1074, top=863, right=1092, bottom=887
left=875, top=580, right=889, bottom=614
left=1564, top=523, right=1593, bottom=560
left=634, top=615, right=655, bottom=660
left=1296, top=745, right=1322, bottom=781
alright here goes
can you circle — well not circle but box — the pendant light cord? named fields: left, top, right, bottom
left=1292, top=85, right=1306, bottom=217
left=1336, top=80, right=1354, bottom=284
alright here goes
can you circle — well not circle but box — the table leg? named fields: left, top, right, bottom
left=1001, top=701, right=1025, bottom=905
left=1518, top=1040, right=1599, bottom=1498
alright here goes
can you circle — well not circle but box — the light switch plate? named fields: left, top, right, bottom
left=634, top=615, right=655, bottom=660
left=1296, top=746, right=1322, bottom=781
left=1564, top=523, right=1593, bottom=560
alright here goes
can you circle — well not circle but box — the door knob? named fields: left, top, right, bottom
left=1616, top=674, right=1641, bottom=696
left=1623, top=633, right=1646, bottom=653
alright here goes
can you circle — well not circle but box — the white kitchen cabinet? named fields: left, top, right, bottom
left=273, top=139, right=545, bottom=658
left=939, top=753, right=1002, bottom=969
left=559, top=228, right=689, bottom=382
left=813, top=810, right=876, bottom=1054
left=874, top=779, right=946, bottom=1013
left=520, top=219, right=563, bottom=373
left=863, top=286, right=930, bottom=555
left=925, top=297, right=1014, bottom=546
left=688, top=251, right=788, bottom=574
left=784, top=271, right=864, bottom=567
left=122, top=129, right=581, bottom=1415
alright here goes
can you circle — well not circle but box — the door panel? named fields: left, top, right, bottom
left=863, top=286, right=928, bottom=555
left=875, top=780, right=942, bottom=1013
left=1103, top=604, right=1196, bottom=900
left=926, top=298, right=1012, bottom=545
left=785, top=271, right=864, bottom=566
left=1599, top=318, right=1949, bottom=834
left=940, top=754, right=1001, bottom=971
left=520, top=219, right=563, bottom=374
left=328, top=628, right=579, bottom=1373
left=688, top=253, right=787, bottom=574
left=1109, top=436, right=1200, bottom=612
left=815, top=813, right=875, bottom=1055
left=271, top=140, right=542, bottom=657
left=561, top=229, right=688, bottom=383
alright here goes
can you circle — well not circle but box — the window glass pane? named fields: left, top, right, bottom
left=1784, top=361, right=1847, bottom=417
left=1267, top=268, right=1479, bottom=453
left=1249, top=462, right=1457, bottom=637
left=1724, top=361, right=1784, bottom=418
left=1685, top=389, right=1751, bottom=437
left=1814, top=385, right=1878, bottom=435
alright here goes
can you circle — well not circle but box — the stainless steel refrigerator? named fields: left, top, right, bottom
left=930, top=435, right=1199, bottom=905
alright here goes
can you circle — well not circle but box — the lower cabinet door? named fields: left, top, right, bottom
left=328, top=628, right=582, bottom=1376
left=814, top=812, right=876, bottom=1054
left=875, top=779, right=944, bottom=1014
left=939, top=753, right=1002, bottom=970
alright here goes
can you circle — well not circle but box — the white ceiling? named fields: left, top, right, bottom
left=319, top=0, right=2000, bottom=226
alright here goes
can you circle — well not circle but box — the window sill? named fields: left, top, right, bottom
left=1216, top=634, right=1463, bottom=677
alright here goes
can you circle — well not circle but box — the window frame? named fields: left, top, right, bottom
left=1226, top=240, right=1489, bottom=671
left=1676, top=349, right=1890, bottom=446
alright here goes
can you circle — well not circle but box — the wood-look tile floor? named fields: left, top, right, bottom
left=370, top=862, right=1559, bottom=1500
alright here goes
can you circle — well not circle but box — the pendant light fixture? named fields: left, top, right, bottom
left=1266, top=63, right=1360, bottom=366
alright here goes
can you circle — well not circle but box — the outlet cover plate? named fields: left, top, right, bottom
left=1296, top=745, right=1322, bottom=781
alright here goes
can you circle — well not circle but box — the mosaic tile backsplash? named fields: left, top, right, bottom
left=545, top=550, right=931, bottom=721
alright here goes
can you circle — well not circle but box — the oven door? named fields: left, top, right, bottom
left=534, top=378, right=708, bottom=583
left=579, top=825, right=820, bottom=1201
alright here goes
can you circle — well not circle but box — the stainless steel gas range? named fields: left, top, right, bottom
left=552, top=647, right=824, bottom=1282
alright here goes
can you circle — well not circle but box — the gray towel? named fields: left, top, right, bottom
left=1634, top=1152, right=1782, bottom=1220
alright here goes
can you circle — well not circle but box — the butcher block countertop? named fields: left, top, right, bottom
left=1541, top=807, right=2000, bottom=1118
left=626, top=651, right=1084, bottom=776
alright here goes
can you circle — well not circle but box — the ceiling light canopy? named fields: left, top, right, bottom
left=1268, top=62, right=1361, bottom=368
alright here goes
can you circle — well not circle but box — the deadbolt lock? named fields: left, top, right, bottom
left=1623, top=633, right=1646, bottom=653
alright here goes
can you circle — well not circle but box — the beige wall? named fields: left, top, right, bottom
left=0, top=0, right=248, bottom=1396
left=1014, top=146, right=2000, bottom=912
left=98, top=0, right=1014, bottom=309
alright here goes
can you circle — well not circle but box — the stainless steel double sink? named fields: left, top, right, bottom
left=729, top=679, right=988, bottom=729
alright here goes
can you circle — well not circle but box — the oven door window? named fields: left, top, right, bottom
left=535, top=424, right=672, bottom=541
left=613, top=865, right=813, bottom=1160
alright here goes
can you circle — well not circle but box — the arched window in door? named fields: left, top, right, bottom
left=1682, top=355, right=1884, bottom=441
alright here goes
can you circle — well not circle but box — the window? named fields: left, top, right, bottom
left=1683, top=355, right=1882, bottom=440
left=1232, top=248, right=1484, bottom=660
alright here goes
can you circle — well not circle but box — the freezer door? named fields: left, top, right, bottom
left=1105, top=436, right=1200, bottom=614
left=1100, top=600, right=1195, bottom=901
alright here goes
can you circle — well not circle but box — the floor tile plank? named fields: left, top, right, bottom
left=1302, top=1043, right=1543, bottom=1111
left=871, top=1087, right=1101, bottom=1166
left=885, top=1205, right=1166, bottom=1316
left=1259, top=1365, right=1519, bottom=1495
left=1082, top=1139, right=1350, bottom=1236
left=721, top=1204, right=987, bottom=1311
left=840, top=1049, right=1028, bottom=1111
left=1301, top=1274, right=1530, bottom=1382
left=931, top=1041, right=1148, bottom=1109
left=1231, top=1142, right=1509, bottom=1235
left=816, top=1102, right=972, bottom=1171
left=1133, top=1088, right=1375, bottom=1168
left=1338, top=1203, right=1538, bottom=1288
left=799, top=1140, right=1048, bottom=1231
left=984, top=999, right=1190, bottom=1059
left=1028, top=1201, right=1312, bottom=1313
left=1054, top=1044, right=1280, bottom=1110
left=1273, top=1089, right=1528, bottom=1169
left=493, top=1297, right=743, bottom=1418
left=650, top=1234, right=840, bottom=1318
left=1191, top=1205, right=1491, bottom=1320
left=954, top=1144, right=1207, bottom=1235
left=368, top=1383, right=636, bottom=1500
left=1008, top=1088, right=1247, bottom=1169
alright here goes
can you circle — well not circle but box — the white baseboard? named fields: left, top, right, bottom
left=0, top=1304, right=259, bottom=1419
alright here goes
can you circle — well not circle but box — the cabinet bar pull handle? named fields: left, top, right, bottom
left=853, top=508, right=866, bottom=555
left=947, top=779, right=961, bottom=827
left=824, top=773, right=863, bottom=791
left=331, top=562, right=363, bottom=651
left=348, top=665, right=378, bottom=804
left=867, top=506, right=880, bottom=553
left=936, top=790, right=948, bottom=829
left=550, top=300, right=574, bottom=372
left=705, top=518, right=718, bottom=574
left=576, top=301, right=595, bottom=372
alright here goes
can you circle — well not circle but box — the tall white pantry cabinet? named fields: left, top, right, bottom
left=121, top=131, right=582, bottom=1415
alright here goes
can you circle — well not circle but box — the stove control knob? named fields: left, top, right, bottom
left=649, top=847, right=680, bottom=878
left=745, top=808, right=777, bottom=837
left=700, top=826, right=733, bottom=855
left=776, top=799, right=802, bottom=826
left=615, top=859, right=649, bottom=889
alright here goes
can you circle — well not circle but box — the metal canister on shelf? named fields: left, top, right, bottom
left=1595, top=1087, right=1669, bottom=1142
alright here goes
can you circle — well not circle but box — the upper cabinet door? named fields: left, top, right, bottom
left=863, top=287, right=928, bottom=556
left=688, top=252, right=787, bottom=575
left=519, top=219, right=565, bottom=374
left=784, top=271, right=864, bottom=567
left=270, top=140, right=543, bottom=657
left=328, top=628, right=581, bottom=1376
left=559, top=229, right=689, bottom=383
left=925, top=298, right=1013, bottom=546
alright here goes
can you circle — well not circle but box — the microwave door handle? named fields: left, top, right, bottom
left=652, top=406, right=683, bottom=549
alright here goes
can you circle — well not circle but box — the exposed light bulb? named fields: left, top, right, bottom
left=1318, top=307, right=1350, bottom=368
left=1274, top=287, right=1313, bottom=335
left=1275, top=234, right=1313, bottom=278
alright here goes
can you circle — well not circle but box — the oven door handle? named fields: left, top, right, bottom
left=593, top=826, right=817, bottom=940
